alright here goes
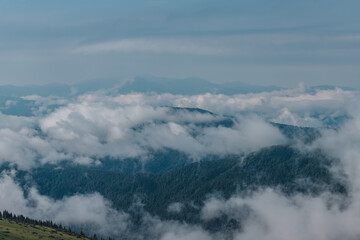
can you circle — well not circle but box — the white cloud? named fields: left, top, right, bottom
left=0, top=172, right=129, bottom=237
left=76, top=37, right=230, bottom=56
left=0, top=87, right=357, bottom=169
left=197, top=104, right=360, bottom=240
left=167, top=202, right=184, bottom=214
left=0, top=92, right=291, bottom=169
left=199, top=187, right=360, bottom=240
left=0, top=172, right=217, bottom=239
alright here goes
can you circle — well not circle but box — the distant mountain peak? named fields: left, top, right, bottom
left=118, top=76, right=283, bottom=95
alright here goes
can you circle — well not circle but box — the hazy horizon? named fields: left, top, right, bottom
left=0, top=75, right=357, bottom=90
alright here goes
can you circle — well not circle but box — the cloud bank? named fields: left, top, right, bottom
left=0, top=86, right=355, bottom=170
left=76, top=37, right=230, bottom=56
left=0, top=91, right=295, bottom=169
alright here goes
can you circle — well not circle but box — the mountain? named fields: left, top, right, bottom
left=0, top=78, right=355, bottom=99
left=10, top=145, right=345, bottom=235
left=0, top=109, right=346, bottom=239
left=273, top=123, right=321, bottom=142
left=0, top=84, right=72, bottom=97
left=118, top=76, right=283, bottom=95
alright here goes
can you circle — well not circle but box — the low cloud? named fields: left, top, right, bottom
left=199, top=189, right=355, bottom=240
left=167, top=202, right=184, bottom=214
left=0, top=87, right=357, bottom=169
left=197, top=105, right=360, bottom=240
left=0, top=171, right=218, bottom=239
left=0, top=172, right=129, bottom=237
left=79, top=86, right=354, bottom=127
left=0, top=93, right=288, bottom=169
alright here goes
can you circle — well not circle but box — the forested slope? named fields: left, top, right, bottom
left=12, top=145, right=345, bottom=230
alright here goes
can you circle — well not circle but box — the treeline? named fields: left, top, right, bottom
left=0, top=210, right=114, bottom=240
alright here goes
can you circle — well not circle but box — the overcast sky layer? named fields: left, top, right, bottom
left=0, top=0, right=359, bottom=88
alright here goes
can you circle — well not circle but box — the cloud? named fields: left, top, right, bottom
left=167, top=202, right=184, bottom=214
left=0, top=171, right=218, bottom=240
left=0, top=86, right=358, bottom=170
left=0, top=91, right=291, bottom=169
left=21, top=95, right=69, bottom=115
left=80, top=86, right=354, bottom=127
left=167, top=88, right=356, bottom=127
left=0, top=123, right=66, bottom=169
left=199, top=187, right=360, bottom=240
left=62, top=86, right=358, bottom=127
left=76, top=37, right=230, bottom=56
left=143, top=215, right=214, bottom=240
left=0, top=172, right=130, bottom=237
left=0, top=87, right=357, bottom=169
left=196, top=104, right=360, bottom=240
left=42, top=101, right=285, bottom=159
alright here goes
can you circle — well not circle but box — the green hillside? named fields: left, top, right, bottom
left=0, top=219, right=90, bottom=240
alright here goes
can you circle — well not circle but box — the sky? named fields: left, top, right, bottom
left=0, top=0, right=359, bottom=88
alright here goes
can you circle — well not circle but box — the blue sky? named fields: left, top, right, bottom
left=0, top=0, right=359, bottom=87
